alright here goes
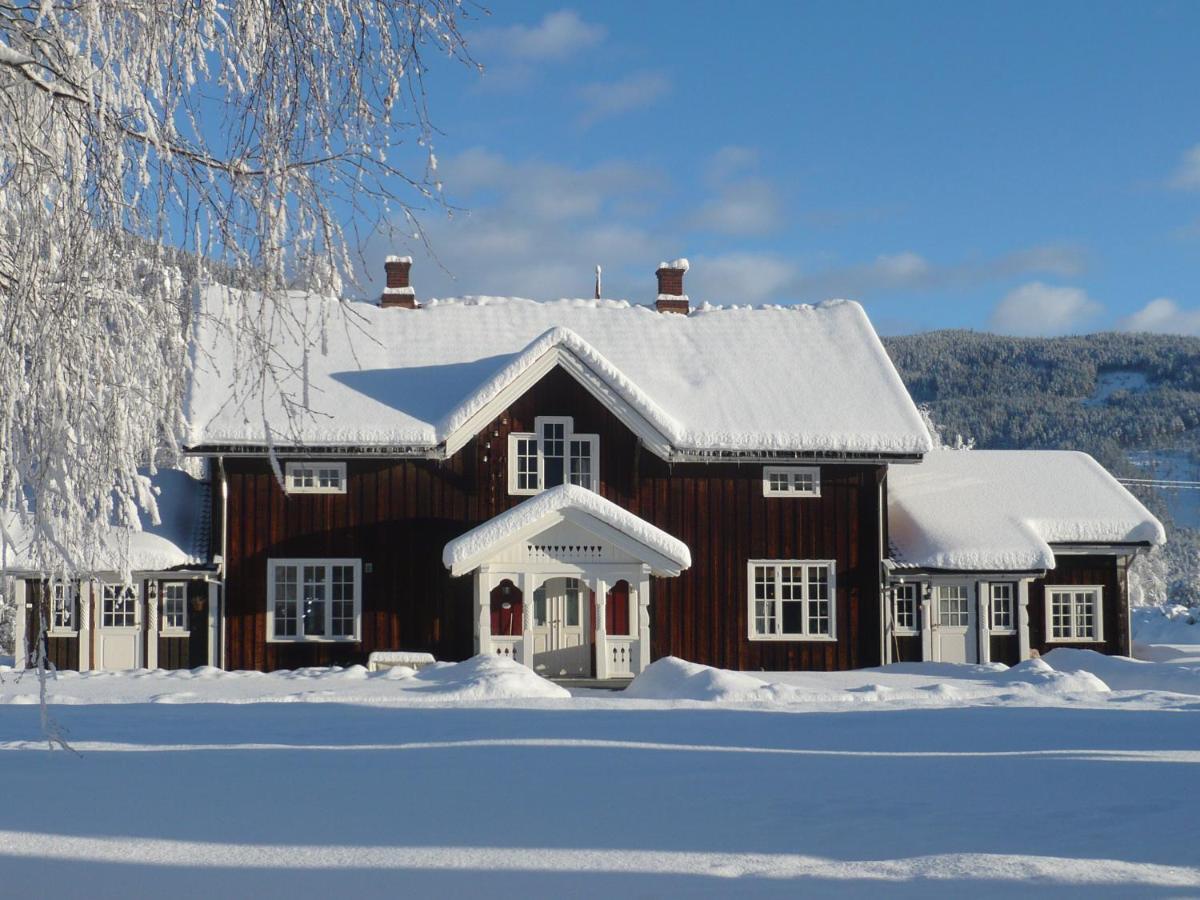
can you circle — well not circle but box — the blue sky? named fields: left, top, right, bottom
left=361, top=1, right=1200, bottom=337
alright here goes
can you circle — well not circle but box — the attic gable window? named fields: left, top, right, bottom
left=763, top=466, right=820, bottom=498
left=285, top=462, right=346, bottom=494
left=508, top=416, right=599, bottom=495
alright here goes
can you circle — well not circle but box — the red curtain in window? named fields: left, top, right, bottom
left=606, top=580, right=631, bottom=636
left=489, top=580, right=523, bottom=636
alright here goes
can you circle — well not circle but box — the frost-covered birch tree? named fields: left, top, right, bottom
left=0, top=1, right=472, bottom=583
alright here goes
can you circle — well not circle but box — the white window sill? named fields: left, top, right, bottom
left=1044, top=637, right=1103, bottom=644
left=749, top=635, right=837, bottom=643
left=893, top=630, right=919, bottom=637
left=47, top=630, right=79, bottom=637
left=160, top=630, right=190, bottom=638
left=268, top=636, right=360, bottom=644
left=990, top=629, right=1017, bottom=636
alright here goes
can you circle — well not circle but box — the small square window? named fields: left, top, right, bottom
left=762, top=466, right=821, bottom=498
left=285, top=462, right=346, bottom=494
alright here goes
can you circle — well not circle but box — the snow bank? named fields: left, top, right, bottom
left=889, top=450, right=1164, bottom=571
left=0, top=655, right=568, bottom=705
left=1043, top=648, right=1200, bottom=696
left=623, top=657, right=805, bottom=703
left=443, top=484, right=691, bottom=574
left=187, top=288, right=932, bottom=455
left=1132, top=604, right=1200, bottom=646
left=624, top=655, right=1112, bottom=706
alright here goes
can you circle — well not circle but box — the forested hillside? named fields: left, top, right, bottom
left=883, top=331, right=1200, bottom=603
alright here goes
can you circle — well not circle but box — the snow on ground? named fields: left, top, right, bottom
left=1, top=652, right=1199, bottom=897
left=1133, top=602, right=1200, bottom=645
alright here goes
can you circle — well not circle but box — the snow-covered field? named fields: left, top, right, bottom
left=1, top=651, right=1199, bottom=898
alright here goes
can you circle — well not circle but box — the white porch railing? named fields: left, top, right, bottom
left=606, top=637, right=637, bottom=677
left=488, top=636, right=523, bottom=664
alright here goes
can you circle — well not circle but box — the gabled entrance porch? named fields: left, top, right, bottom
left=443, top=485, right=691, bottom=680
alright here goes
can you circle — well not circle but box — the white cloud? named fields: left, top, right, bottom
left=988, top=282, right=1103, bottom=336
left=475, top=10, right=605, bottom=62
left=703, top=146, right=760, bottom=184
left=1167, top=144, right=1200, bottom=191
left=691, top=178, right=784, bottom=236
left=576, top=71, right=671, bottom=127
left=690, top=253, right=798, bottom=304
left=1119, top=297, right=1200, bottom=336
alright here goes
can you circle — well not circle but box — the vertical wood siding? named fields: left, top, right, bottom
left=222, top=366, right=885, bottom=671
left=1029, top=555, right=1128, bottom=657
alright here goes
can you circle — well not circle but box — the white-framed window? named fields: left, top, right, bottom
left=101, top=584, right=138, bottom=628
left=285, top=461, right=347, bottom=494
left=937, top=584, right=970, bottom=627
left=161, top=582, right=188, bottom=633
left=762, top=466, right=821, bottom=498
left=267, top=559, right=361, bottom=642
left=990, top=583, right=1016, bottom=634
left=507, top=416, right=599, bottom=495
left=1046, top=586, right=1104, bottom=642
left=49, top=580, right=78, bottom=633
left=748, top=560, right=836, bottom=641
left=893, top=583, right=919, bottom=634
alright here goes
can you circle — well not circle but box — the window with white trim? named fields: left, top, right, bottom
left=990, top=583, right=1016, bottom=634
left=893, top=583, right=918, bottom=634
left=762, top=466, right=821, bottom=497
left=937, top=584, right=970, bottom=626
left=101, top=584, right=138, bottom=628
left=161, top=582, right=188, bottom=633
left=748, top=560, right=835, bottom=640
left=285, top=462, right=347, bottom=494
left=49, top=581, right=78, bottom=633
left=1046, top=586, right=1103, bottom=642
left=507, top=416, right=599, bottom=495
left=268, top=559, right=361, bottom=641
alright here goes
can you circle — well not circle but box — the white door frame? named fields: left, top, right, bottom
left=95, top=582, right=144, bottom=670
left=931, top=580, right=978, bottom=664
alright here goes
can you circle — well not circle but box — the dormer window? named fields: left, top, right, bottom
left=508, top=416, right=599, bottom=495
left=762, top=466, right=820, bottom=497
left=285, top=462, right=346, bottom=494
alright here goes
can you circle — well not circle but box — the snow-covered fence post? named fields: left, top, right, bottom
left=78, top=582, right=92, bottom=671
left=11, top=579, right=26, bottom=669
left=637, top=568, right=652, bottom=675
left=1017, top=580, right=1032, bottom=661
left=520, top=574, right=534, bottom=667
left=146, top=581, right=159, bottom=670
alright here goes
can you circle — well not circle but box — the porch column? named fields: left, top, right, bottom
left=636, top=567, right=651, bottom=674
left=593, top=577, right=608, bottom=680
left=475, top=568, right=490, bottom=656
left=976, top=580, right=991, bottom=665
left=146, top=581, right=159, bottom=669
left=11, top=579, right=26, bottom=670
left=77, top=581, right=92, bottom=671
left=1017, top=579, right=1032, bottom=660
left=206, top=581, right=220, bottom=668
left=518, top=572, right=533, bottom=667
left=920, top=589, right=934, bottom=662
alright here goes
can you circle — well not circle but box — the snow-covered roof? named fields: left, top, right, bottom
left=888, top=450, right=1165, bottom=571
left=186, top=287, right=932, bottom=456
left=443, top=484, right=692, bottom=577
left=1, top=469, right=211, bottom=574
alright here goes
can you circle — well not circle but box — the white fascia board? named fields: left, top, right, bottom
left=448, top=511, right=570, bottom=577
left=560, top=508, right=686, bottom=577
left=441, top=345, right=675, bottom=460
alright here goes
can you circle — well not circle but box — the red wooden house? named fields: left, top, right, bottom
left=9, top=259, right=1165, bottom=678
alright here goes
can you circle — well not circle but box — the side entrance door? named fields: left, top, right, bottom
left=530, top=577, right=589, bottom=677
left=96, top=584, right=143, bottom=670
left=934, top=582, right=977, bottom=664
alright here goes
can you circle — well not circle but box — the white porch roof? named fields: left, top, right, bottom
left=443, top=485, right=691, bottom=578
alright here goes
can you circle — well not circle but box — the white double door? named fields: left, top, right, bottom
left=934, top=582, right=978, bottom=664
left=530, top=577, right=589, bottom=677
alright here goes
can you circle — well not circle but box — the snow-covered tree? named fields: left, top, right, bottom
left=0, top=2, right=472, bottom=580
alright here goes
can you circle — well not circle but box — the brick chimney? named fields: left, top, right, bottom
left=380, top=255, right=417, bottom=308
left=655, top=259, right=689, bottom=314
